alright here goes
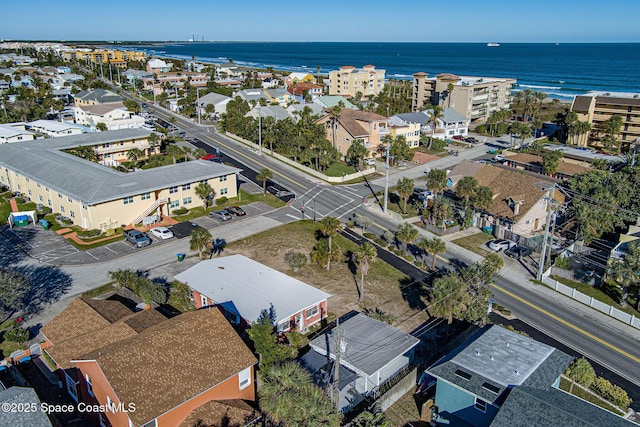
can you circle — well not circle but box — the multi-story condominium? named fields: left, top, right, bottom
left=142, top=71, right=209, bottom=96
left=0, top=129, right=239, bottom=230
left=72, top=104, right=146, bottom=133
left=570, top=91, right=640, bottom=149
left=329, top=65, right=386, bottom=97
left=389, top=121, right=421, bottom=148
left=412, top=72, right=516, bottom=123
left=61, top=49, right=146, bottom=67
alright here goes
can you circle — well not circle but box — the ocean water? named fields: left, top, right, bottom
left=127, top=42, right=640, bottom=99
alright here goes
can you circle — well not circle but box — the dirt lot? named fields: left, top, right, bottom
left=223, top=221, right=431, bottom=333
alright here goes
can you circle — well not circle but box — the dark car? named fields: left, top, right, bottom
left=123, top=229, right=152, bottom=248
left=226, top=206, right=246, bottom=216
left=465, top=137, right=479, bottom=143
left=505, top=245, right=533, bottom=259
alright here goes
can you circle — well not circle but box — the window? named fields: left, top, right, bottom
left=68, top=197, right=73, bottom=203
left=60, top=206, right=65, bottom=213
left=220, top=188, right=228, bottom=195
left=39, top=195, right=43, bottom=202
left=170, top=200, right=180, bottom=208
left=37, top=182, right=41, bottom=188
left=141, top=192, right=151, bottom=200
left=201, top=295, right=208, bottom=307
left=239, top=367, right=252, bottom=390
left=474, top=398, right=487, bottom=412
left=219, top=175, right=227, bottom=182
left=169, top=186, right=178, bottom=194
left=47, top=199, right=52, bottom=207
left=305, top=305, right=318, bottom=319
left=183, top=197, right=192, bottom=205
left=28, top=190, right=32, bottom=196
left=25, top=178, right=29, bottom=182
left=123, top=196, right=134, bottom=205
left=182, top=183, right=191, bottom=190
left=58, top=193, right=62, bottom=198
left=85, top=374, right=94, bottom=397
left=17, top=184, right=21, bottom=190
left=45, top=187, right=49, bottom=192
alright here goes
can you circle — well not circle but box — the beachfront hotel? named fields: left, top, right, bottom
left=570, top=91, right=640, bottom=149
left=328, top=65, right=386, bottom=97
left=412, top=72, right=516, bottom=123
left=0, top=129, right=239, bottom=231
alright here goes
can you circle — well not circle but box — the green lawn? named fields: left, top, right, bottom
left=171, top=190, right=285, bottom=222
left=82, top=283, right=117, bottom=299
left=451, top=232, right=493, bottom=256
left=549, top=275, right=640, bottom=317
left=383, top=192, right=421, bottom=218
left=324, top=161, right=357, bottom=177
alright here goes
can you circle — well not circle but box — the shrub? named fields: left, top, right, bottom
left=373, top=237, right=386, bottom=247
left=431, top=138, right=448, bottom=151
left=591, top=377, right=632, bottom=408
left=40, top=206, right=52, bottom=215
left=285, top=331, right=309, bottom=351
left=104, top=228, right=115, bottom=237
left=284, top=251, right=307, bottom=272
left=554, top=256, right=571, bottom=270
left=4, top=327, right=29, bottom=343
left=363, top=232, right=377, bottom=240
left=565, top=357, right=596, bottom=388
left=475, top=124, right=487, bottom=133
left=127, top=277, right=168, bottom=305
left=77, top=229, right=101, bottom=239
left=492, top=303, right=512, bottom=316
left=215, top=196, right=228, bottom=206
left=172, top=207, right=188, bottom=215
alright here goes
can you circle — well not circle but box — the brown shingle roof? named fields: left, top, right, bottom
left=178, top=399, right=256, bottom=427
left=596, top=96, right=640, bottom=107
left=571, top=95, right=594, bottom=113
left=77, top=308, right=258, bottom=426
left=505, top=153, right=592, bottom=176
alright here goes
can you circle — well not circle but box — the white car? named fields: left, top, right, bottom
left=488, top=239, right=516, bottom=251
left=150, top=226, right=174, bottom=240
left=364, top=158, right=376, bottom=166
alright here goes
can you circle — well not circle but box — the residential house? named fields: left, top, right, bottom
left=175, top=254, right=331, bottom=333
left=262, top=88, right=294, bottom=106
left=146, top=58, right=172, bottom=73
left=142, top=71, right=209, bottom=96
left=448, top=160, right=563, bottom=238
left=500, top=151, right=592, bottom=180
left=261, top=77, right=280, bottom=89
left=287, top=81, right=323, bottom=103
left=122, top=68, right=153, bottom=84
left=56, top=65, right=72, bottom=73
left=0, top=129, right=240, bottom=229
left=73, top=103, right=146, bottom=131
left=313, top=95, right=358, bottom=110
left=610, top=224, right=640, bottom=260
left=245, top=105, right=291, bottom=123
left=0, top=387, right=53, bottom=427
left=389, top=120, right=421, bottom=148
left=287, top=103, right=326, bottom=120
left=570, top=91, right=640, bottom=149
left=412, top=72, right=516, bottom=123
left=0, top=124, right=35, bottom=144
left=391, top=108, right=470, bottom=139
left=316, top=108, right=390, bottom=157
left=234, top=88, right=268, bottom=105
left=426, top=325, right=634, bottom=427
left=196, top=91, right=232, bottom=117
left=40, top=297, right=258, bottom=427
left=214, top=64, right=241, bottom=80
left=74, top=88, right=124, bottom=107
left=302, top=312, right=420, bottom=413
left=285, top=72, right=317, bottom=86
left=329, top=65, right=386, bottom=97
left=27, top=120, right=84, bottom=137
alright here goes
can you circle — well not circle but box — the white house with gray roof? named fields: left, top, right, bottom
left=234, top=89, right=267, bottom=105
left=196, top=92, right=232, bottom=116
left=245, top=105, right=291, bottom=123
left=0, top=124, right=35, bottom=144
left=27, top=120, right=83, bottom=137
left=0, top=129, right=240, bottom=230
left=391, top=107, right=470, bottom=139
left=74, top=88, right=123, bottom=106
left=307, top=312, right=420, bottom=413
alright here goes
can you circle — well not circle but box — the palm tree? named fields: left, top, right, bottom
left=416, top=238, right=430, bottom=268
left=311, top=238, right=341, bottom=270
left=456, top=176, right=478, bottom=205
left=430, top=274, right=469, bottom=329
left=126, top=148, right=143, bottom=168
left=256, top=168, right=273, bottom=194
left=426, top=238, right=446, bottom=270
left=535, top=90, right=547, bottom=122
left=165, top=144, right=183, bottom=164
left=426, top=169, right=447, bottom=196
left=395, top=177, right=415, bottom=214
left=353, top=242, right=377, bottom=303
left=189, top=227, right=212, bottom=259
left=607, top=242, right=640, bottom=308
left=327, top=105, right=342, bottom=149
left=427, top=106, right=444, bottom=149
left=473, top=186, right=494, bottom=211
left=192, top=148, right=206, bottom=160
left=195, top=182, right=214, bottom=207
left=320, top=216, right=342, bottom=268
left=447, top=82, right=455, bottom=108
left=147, top=132, right=160, bottom=155
left=96, top=122, right=108, bottom=131
left=395, top=223, right=418, bottom=257
left=346, top=138, right=368, bottom=171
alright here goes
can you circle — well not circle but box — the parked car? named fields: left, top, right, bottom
left=226, top=206, right=246, bottom=216
left=453, top=135, right=465, bottom=141
left=413, top=188, right=435, bottom=201
left=465, top=136, right=479, bottom=143
left=505, top=245, right=533, bottom=259
left=267, top=186, right=294, bottom=198
left=364, top=158, right=376, bottom=166
left=149, top=226, right=174, bottom=240
left=209, top=209, right=232, bottom=221
left=123, top=229, right=152, bottom=248
left=488, top=239, right=516, bottom=252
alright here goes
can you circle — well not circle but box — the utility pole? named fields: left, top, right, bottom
left=333, top=318, right=341, bottom=413
left=537, top=184, right=556, bottom=281
left=383, top=139, right=390, bottom=214
left=258, top=105, right=262, bottom=155
left=196, top=87, right=201, bottom=125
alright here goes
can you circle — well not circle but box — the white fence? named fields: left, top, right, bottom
left=541, top=272, right=640, bottom=330
left=224, top=132, right=376, bottom=183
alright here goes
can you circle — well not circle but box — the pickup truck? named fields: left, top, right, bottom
left=123, top=229, right=152, bottom=248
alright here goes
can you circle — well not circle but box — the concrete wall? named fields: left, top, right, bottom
left=378, top=367, right=417, bottom=411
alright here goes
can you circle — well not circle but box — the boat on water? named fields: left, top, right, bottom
left=487, top=43, right=500, bottom=47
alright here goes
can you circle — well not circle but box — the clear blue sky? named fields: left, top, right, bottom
left=3, top=0, right=639, bottom=42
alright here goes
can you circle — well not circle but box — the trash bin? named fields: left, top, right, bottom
left=177, top=253, right=185, bottom=262
left=41, top=221, right=50, bottom=230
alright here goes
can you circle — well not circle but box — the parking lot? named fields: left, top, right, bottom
left=1, top=202, right=272, bottom=266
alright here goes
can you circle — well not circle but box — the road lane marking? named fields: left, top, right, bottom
left=285, top=214, right=300, bottom=220
left=491, top=283, right=640, bottom=364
